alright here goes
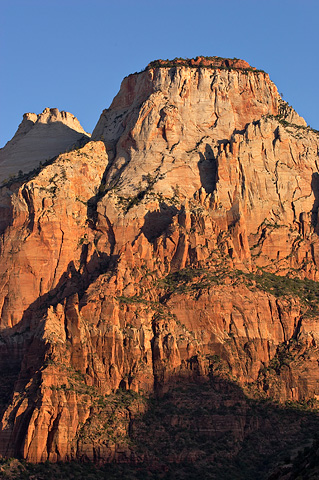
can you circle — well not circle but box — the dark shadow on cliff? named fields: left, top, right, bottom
left=311, top=172, right=319, bottom=230
left=142, top=203, right=179, bottom=242
left=128, top=376, right=319, bottom=480
left=6, top=375, right=319, bottom=479
left=198, top=144, right=218, bottom=194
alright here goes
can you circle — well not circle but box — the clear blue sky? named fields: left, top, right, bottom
left=1, top=0, right=318, bottom=147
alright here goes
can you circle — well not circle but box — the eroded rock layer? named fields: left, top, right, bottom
left=0, top=58, right=319, bottom=470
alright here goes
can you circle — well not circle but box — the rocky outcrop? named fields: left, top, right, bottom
left=0, top=108, right=90, bottom=183
left=0, top=57, right=319, bottom=470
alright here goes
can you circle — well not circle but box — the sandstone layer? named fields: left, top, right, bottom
left=0, top=58, right=319, bottom=473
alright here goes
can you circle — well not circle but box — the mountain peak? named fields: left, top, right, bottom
left=93, top=55, right=280, bottom=162
left=0, top=58, right=318, bottom=475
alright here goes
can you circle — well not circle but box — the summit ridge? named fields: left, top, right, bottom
left=146, top=55, right=256, bottom=70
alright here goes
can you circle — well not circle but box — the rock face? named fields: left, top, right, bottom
left=0, top=57, right=319, bottom=472
left=0, top=108, right=90, bottom=183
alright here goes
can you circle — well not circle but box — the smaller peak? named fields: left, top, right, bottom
left=35, top=108, right=90, bottom=136
left=146, top=56, right=260, bottom=71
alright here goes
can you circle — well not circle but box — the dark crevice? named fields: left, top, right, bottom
left=142, top=203, right=179, bottom=242
left=21, top=185, right=35, bottom=232
left=198, top=144, right=218, bottom=194
left=47, top=412, right=62, bottom=458
left=311, top=172, right=319, bottom=230
left=293, top=317, right=303, bottom=340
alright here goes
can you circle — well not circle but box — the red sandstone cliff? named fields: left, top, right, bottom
left=0, top=58, right=319, bottom=469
